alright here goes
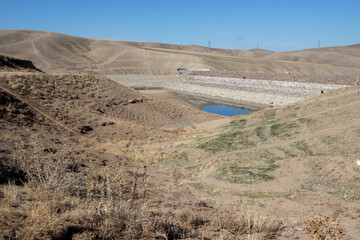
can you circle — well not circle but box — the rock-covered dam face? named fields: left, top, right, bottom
left=166, top=76, right=350, bottom=107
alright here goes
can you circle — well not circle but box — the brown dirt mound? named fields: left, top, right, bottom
left=0, top=55, right=42, bottom=72
left=0, top=73, right=219, bottom=134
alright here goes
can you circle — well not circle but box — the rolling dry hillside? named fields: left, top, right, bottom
left=167, top=84, right=360, bottom=237
left=1, top=73, right=246, bottom=240
left=1, top=30, right=360, bottom=75
left=1, top=30, right=360, bottom=239
left=266, top=44, right=360, bottom=69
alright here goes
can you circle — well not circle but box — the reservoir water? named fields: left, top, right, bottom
left=202, top=105, right=252, bottom=117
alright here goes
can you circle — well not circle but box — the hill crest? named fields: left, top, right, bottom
left=1, top=30, right=360, bottom=75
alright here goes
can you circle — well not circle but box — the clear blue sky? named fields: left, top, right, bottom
left=1, top=0, right=359, bottom=52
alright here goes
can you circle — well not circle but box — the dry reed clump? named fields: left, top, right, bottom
left=0, top=132, right=285, bottom=239
left=12, top=135, right=77, bottom=191
left=303, top=216, right=346, bottom=240
left=0, top=156, right=283, bottom=240
left=1, top=134, right=209, bottom=239
left=0, top=160, right=151, bottom=239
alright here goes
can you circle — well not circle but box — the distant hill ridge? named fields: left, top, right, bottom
left=0, top=30, right=360, bottom=75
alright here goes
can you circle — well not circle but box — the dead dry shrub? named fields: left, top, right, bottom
left=0, top=183, right=71, bottom=240
left=15, top=198, right=68, bottom=239
left=304, top=216, right=346, bottom=240
left=0, top=154, right=284, bottom=240
left=2, top=128, right=284, bottom=239
left=12, top=135, right=77, bottom=190
left=208, top=211, right=282, bottom=239
left=0, top=159, right=154, bottom=239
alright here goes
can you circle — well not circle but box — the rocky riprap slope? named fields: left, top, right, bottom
left=167, top=76, right=350, bottom=107
left=191, top=71, right=360, bottom=85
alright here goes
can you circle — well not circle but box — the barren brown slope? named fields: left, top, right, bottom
left=0, top=30, right=210, bottom=74
left=116, top=40, right=274, bottom=58
left=0, top=73, right=220, bottom=133
left=1, top=30, right=360, bottom=75
left=0, top=55, right=42, bottom=72
left=266, top=44, right=360, bottom=69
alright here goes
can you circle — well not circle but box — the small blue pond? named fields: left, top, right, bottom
left=202, top=105, right=252, bottom=117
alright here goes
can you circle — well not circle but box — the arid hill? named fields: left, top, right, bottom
left=1, top=30, right=360, bottom=75
left=1, top=73, right=246, bottom=240
left=2, top=71, right=358, bottom=238
left=168, top=84, right=360, bottom=238
left=266, top=44, right=360, bottom=69
left=1, top=30, right=360, bottom=239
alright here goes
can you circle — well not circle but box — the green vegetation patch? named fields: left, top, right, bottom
left=298, top=117, right=316, bottom=125
left=321, top=135, right=338, bottom=145
left=215, top=150, right=280, bottom=184
left=270, top=122, right=298, bottom=138
left=294, top=140, right=315, bottom=156
left=197, top=130, right=255, bottom=153
left=166, top=151, right=190, bottom=166
left=236, top=191, right=291, bottom=199
left=190, top=182, right=218, bottom=195
left=276, top=147, right=298, bottom=158
left=264, top=109, right=276, bottom=120
left=255, top=126, right=267, bottom=141
left=229, top=119, right=247, bottom=129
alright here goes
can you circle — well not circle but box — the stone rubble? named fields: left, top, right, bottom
left=166, top=76, right=350, bottom=107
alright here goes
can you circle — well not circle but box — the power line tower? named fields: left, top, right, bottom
left=318, top=40, right=320, bottom=48
left=257, top=43, right=259, bottom=49
left=208, top=41, right=211, bottom=48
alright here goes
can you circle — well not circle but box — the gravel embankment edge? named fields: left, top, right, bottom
left=166, top=76, right=350, bottom=107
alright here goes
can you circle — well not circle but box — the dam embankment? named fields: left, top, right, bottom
left=166, top=76, right=350, bottom=107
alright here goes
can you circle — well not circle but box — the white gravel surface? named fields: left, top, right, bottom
left=166, top=76, right=349, bottom=106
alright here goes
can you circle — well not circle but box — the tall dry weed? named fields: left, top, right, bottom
left=13, top=135, right=75, bottom=190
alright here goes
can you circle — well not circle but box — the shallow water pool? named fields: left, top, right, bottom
left=202, top=105, right=252, bottom=117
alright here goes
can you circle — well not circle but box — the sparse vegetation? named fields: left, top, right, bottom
left=236, top=191, right=291, bottom=199
left=295, top=140, right=315, bottom=156
left=270, top=122, right=298, bottom=138
left=1, top=47, right=360, bottom=238
left=197, top=128, right=255, bottom=153
left=0, top=72, right=287, bottom=239
left=216, top=150, right=279, bottom=184
left=167, top=151, right=189, bottom=166
left=298, top=117, right=316, bottom=125
left=304, top=216, right=346, bottom=240
left=255, top=126, right=267, bottom=140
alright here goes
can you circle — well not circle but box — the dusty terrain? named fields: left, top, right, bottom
left=1, top=30, right=360, bottom=76
left=2, top=70, right=358, bottom=239
left=2, top=72, right=252, bottom=240
left=1, top=31, right=360, bottom=239
left=167, top=85, right=360, bottom=238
